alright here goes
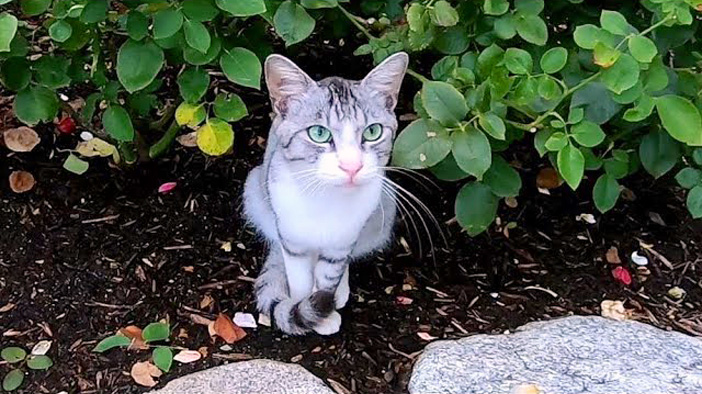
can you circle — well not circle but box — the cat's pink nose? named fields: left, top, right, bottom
left=339, top=160, right=363, bottom=178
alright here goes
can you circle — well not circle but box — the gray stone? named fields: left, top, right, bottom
left=152, top=359, right=333, bottom=394
left=409, top=316, right=702, bottom=394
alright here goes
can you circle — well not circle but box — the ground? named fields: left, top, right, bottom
left=1, top=47, right=701, bottom=394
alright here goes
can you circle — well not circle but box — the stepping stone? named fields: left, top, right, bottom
left=152, top=359, right=333, bottom=394
left=409, top=315, right=702, bottom=393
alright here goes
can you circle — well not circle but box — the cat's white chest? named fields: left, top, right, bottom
left=269, top=174, right=381, bottom=251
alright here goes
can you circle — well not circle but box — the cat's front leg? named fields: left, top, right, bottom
left=312, top=252, right=350, bottom=335
left=280, top=243, right=315, bottom=302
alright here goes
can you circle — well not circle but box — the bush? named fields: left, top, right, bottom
left=1, top=0, right=702, bottom=235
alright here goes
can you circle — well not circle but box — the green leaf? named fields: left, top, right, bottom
left=694, top=149, right=702, bottom=166
left=21, top=0, right=51, bottom=16
left=274, top=1, right=315, bottom=46
left=483, top=156, right=521, bottom=197
left=2, top=370, right=23, bottom=391
left=455, top=182, right=499, bottom=236
left=644, top=60, right=668, bottom=92
left=153, top=8, right=183, bottom=40
left=687, top=185, right=702, bottom=219
left=197, top=118, right=234, bottom=156
left=142, top=322, right=170, bottom=343
left=493, top=14, right=516, bottom=39
left=215, top=0, right=266, bottom=16
left=183, top=0, right=220, bottom=21
left=92, top=335, right=131, bottom=352
left=545, top=131, right=567, bottom=151
left=430, top=1, right=459, bottom=27
left=49, top=19, right=72, bottom=42
left=534, top=128, right=553, bottom=157
left=126, top=11, right=148, bottom=41
left=573, top=24, right=600, bottom=50
left=184, top=35, right=221, bottom=65
left=593, top=42, right=620, bottom=68
left=63, top=154, right=90, bottom=175
left=392, top=119, right=452, bottom=169
left=451, top=127, right=492, bottom=179
left=540, top=47, right=567, bottom=74
left=557, top=143, right=585, bottom=190
left=178, top=67, right=209, bottom=103
left=537, top=76, right=561, bottom=100
left=117, top=40, right=164, bottom=93
left=628, top=35, right=657, bottom=63
left=623, top=95, right=655, bottom=122
left=184, top=20, right=211, bottom=53
left=220, top=47, right=262, bottom=89
left=600, top=10, right=630, bottom=36
left=430, top=154, right=470, bottom=181
left=478, top=112, right=506, bottom=140
left=26, top=355, right=53, bottom=370
left=676, top=168, right=702, bottom=189
left=214, top=93, right=248, bottom=122
left=593, top=174, right=620, bottom=213
left=13, top=86, right=59, bottom=125
left=656, top=95, right=702, bottom=146
left=503, top=47, right=532, bottom=75
left=431, top=56, right=458, bottom=81
left=421, top=81, right=467, bottom=125
left=153, top=347, right=173, bottom=373
left=34, top=55, right=70, bottom=89
left=476, top=44, right=504, bottom=79
left=571, top=121, right=605, bottom=147
left=103, top=106, right=135, bottom=142
left=1, top=348, right=26, bottom=363
left=0, top=13, right=18, bottom=52
left=483, top=0, right=509, bottom=16
left=515, top=0, right=544, bottom=15
left=0, top=57, right=30, bottom=91
left=80, top=0, right=107, bottom=23
left=301, top=0, right=338, bottom=9
left=639, top=130, right=680, bottom=179
left=515, top=15, right=547, bottom=45
left=601, top=54, right=639, bottom=94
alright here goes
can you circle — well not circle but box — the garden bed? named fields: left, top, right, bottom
left=2, top=63, right=701, bottom=391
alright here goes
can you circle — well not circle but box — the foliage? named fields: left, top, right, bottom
left=93, top=322, right=174, bottom=373
left=2, top=0, right=702, bottom=233
left=1, top=346, right=54, bottom=391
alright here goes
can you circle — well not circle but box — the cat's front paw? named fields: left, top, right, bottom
left=335, top=287, right=350, bottom=309
left=312, top=311, right=341, bottom=335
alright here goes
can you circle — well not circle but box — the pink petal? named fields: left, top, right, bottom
left=173, top=350, right=202, bottom=364
left=158, top=182, right=177, bottom=194
left=417, top=332, right=437, bottom=341
left=611, top=266, right=632, bottom=286
left=396, top=296, right=413, bottom=305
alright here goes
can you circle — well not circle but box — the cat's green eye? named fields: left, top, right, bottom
left=363, top=123, right=383, bottom=142
left=307, top=125, right=332, bottom=143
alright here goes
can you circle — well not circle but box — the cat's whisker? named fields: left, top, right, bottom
left=383, top=180, right=434, bottom=260
left=379, top=166, right=441, bottom=191
left=380, top=184, right=423, bottom=257
left=382, top=177, right=447, bottom=249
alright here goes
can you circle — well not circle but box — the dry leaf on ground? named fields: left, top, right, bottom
left=605, top=246, right=621, bottom=264
left=119, top=326, right=148, bottom=350
left=173, top=350, right=202, bottom=364
left=176, top=132, right=198, bottom=147
left=130, top=361, right=162, bottom=387
left=213, top=313, right=247, bottom=344
left=189, top=313, right=213, bottom=326
left=536, top=168, right=563, bottom=189
left=3, top=127, right=40, bottom=152
left=601, top=300, right=629, bottom=321
left=9, top=171, right=35, bottom=193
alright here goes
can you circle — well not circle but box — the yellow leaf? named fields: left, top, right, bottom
left=197, top=118, right=234, bottom=156
left=175, top=102, right=206, bottom=128
left=75, top=138, right=117, bottom=158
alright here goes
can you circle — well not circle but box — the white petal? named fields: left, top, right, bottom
left=233, top=312, right=257, bottom=329
left=631, top=251, right=649, bottom=266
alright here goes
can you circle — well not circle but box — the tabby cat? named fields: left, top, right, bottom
left=243, top=52, right=409, bottom=335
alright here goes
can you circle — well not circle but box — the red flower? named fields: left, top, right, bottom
left=611, top=266, right=632, bottom=286
left=57, top=117, right=76, bottom=134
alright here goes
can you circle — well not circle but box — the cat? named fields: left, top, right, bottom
left=243, top=52, right=409, bottom=335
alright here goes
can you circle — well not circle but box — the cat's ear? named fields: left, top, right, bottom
left=265, top=54, right=315, bottom=115
left=361, top=52, right=409, bottom=110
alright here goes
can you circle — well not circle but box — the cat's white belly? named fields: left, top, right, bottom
left=270, top=177, right=382, bottom=251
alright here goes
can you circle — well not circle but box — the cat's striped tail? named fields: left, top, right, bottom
left=254, top=246, right=335, bottom=335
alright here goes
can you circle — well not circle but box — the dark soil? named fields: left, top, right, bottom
left=2, top=44, right=702, bottom=394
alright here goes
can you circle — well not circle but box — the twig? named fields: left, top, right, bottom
left=524, top=285, right=559, bottom=298
left=81, top=214, right=120, bottom=224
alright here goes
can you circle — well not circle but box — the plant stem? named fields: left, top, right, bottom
left=338, top=6, right=374, bottom=40
left=639, top=14, right=674, bottom=37
left=527, top=71, right=602, bottom=128
left=407, top=68, right=429, bottom=83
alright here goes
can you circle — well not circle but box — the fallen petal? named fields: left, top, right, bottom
left=130, top=361, right=161, bottom=387
left=611, top=266, right=632, bottom=286
left=173, top=350, right=202, bottom=364
left=575, top=213, right=596, bottom=224
left=631, top=251, right=648, bottom=266
left=3, top=127, right=40, bottom=152
left=258, top=313, right=271, bottom=327
left=31, top=340, right=52, bottom=356
left=395, top=296, right=413, bottom=305
left=600, top=300, right=628, bottom=321
left=605, top=246, right=621, bottom=264
left=668, top=286, right=686, bottom=300
left=417, top=332, right=437, bottom=341
left=9, top=171, right=35, bottom=193
left=158, top=182, right=177, bottom=194
left=233, top=312, right=257, bottom=329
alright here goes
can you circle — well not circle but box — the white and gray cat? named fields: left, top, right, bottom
left=243, top=52, right=409, bottom=335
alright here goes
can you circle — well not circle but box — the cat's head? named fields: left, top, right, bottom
left=264, top=52, right=408, bottom=189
